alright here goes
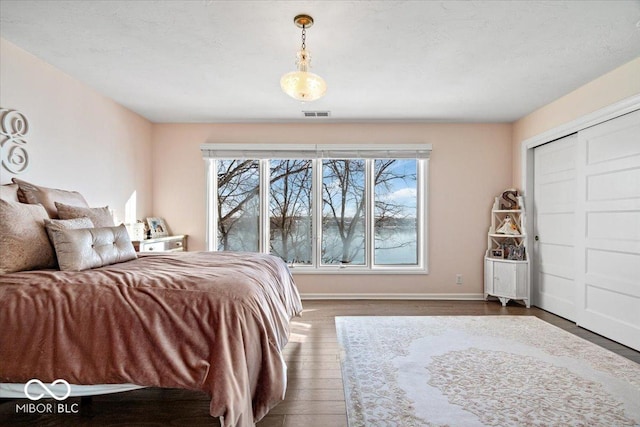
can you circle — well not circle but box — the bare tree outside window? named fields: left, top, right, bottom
left=217, top=159, right=259, bottom=251
left=269, top=159, right=313, bottom=264
left=320, top=159, right=418, bottom=265
left=214, top=156, right=420, bottom=268
left=321, top=159, right=366, bottom=265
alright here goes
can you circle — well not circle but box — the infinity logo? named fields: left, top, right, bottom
left=24, top=379, right=71, bottom=401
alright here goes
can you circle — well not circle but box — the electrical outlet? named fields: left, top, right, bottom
left=456, top=274, right=463, bottom=285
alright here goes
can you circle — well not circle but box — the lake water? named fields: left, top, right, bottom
left=220, top=224, right=418, bottom=266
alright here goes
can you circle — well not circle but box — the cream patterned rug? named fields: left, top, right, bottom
left=335, top=316, right=640, bottom=426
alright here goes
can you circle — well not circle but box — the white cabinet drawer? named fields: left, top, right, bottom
left=139, top=241, right=166, bottom=252
left=135, top=235, right=187, bottom=253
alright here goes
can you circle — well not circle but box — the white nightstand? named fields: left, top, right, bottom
left=133, top=235, right=187, bottom=253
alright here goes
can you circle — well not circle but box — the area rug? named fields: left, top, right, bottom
left=336, top=316, right=640, bottom=426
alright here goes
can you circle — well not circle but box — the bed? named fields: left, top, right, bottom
left=0, top=180, right=303, bottom=427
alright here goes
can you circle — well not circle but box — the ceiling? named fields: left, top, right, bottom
left=1, top=1, right=639, bottom=123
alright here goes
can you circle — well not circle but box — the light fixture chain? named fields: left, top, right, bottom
left=301, top=25, right=306, bottom=50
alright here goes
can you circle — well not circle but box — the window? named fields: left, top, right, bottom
left=203, top=144, right=431, bottom=273
left=269, top=159, right=313, bottom=265
left=374, top=159, right=418, bottom=265
left=322, top=159, right=366, bottom=265
left=216, top=160, right=259, bottom=251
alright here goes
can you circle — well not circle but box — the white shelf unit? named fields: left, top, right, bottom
left=484, top=195, right=530, bottom=308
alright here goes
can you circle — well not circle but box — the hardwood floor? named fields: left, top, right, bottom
left=1, top=300, right=638, bottom=426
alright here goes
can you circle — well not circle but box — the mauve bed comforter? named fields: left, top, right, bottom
left=0, top=251, right=303, bottom=426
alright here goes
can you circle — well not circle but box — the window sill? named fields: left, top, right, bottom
left=288, top=267, right=428, bottom=275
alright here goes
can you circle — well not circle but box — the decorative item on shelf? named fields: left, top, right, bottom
left=280, top=14, right=327, bottom=102
left=507, top=245, right=526, bottom=261
left=490, top=248, right=504, bottom=259
left=496, top=215, right=520, bottom=235
left=499, top=238, right=521, bottom=260
left=500, top=188, right=519, bottom=210
left=145, top=217, right=169, bottom=238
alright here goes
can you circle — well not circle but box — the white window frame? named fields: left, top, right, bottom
left=202, top=144, right=431, bottom=274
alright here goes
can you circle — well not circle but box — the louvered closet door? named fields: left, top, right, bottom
left=533, top=134, right=578, bottom=321
left=575, top=109, right=640, bottom=351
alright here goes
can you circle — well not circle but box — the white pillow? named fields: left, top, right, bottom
left=48, top=224, right=137, bottom=271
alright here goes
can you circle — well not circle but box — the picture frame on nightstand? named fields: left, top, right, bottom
left=146, top=217, right=169, bottom=238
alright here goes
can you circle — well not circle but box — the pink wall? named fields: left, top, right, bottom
left=0, top=39, right=153, bottom=221
left=152, top=123, right=512, bottom=296
left=512, top=57, right=640, bottom=188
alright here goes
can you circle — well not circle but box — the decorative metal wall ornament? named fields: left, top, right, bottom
left=0, top=108, right=30, bottom=174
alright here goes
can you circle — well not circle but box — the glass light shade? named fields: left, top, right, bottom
left=280, top=71, right=327, bottom=102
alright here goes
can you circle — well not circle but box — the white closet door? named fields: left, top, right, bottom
left=533, top=134, right=578, bottom=320
left=575, top=109, right=640, bottom=350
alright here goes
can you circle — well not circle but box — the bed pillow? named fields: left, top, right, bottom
left=0, top=183, right=20, bottom=202
left=48, top=223, right=137, bottom=271
left=55, top=202, right=115, bottom=228
left=44, top=217, right=95, bottom=244
left=0, top=199, right=56, bottom=274
left=12, top=178, right=89, bottom=218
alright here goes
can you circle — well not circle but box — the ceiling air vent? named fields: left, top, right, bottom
left=303, top=111, right=331, bottom=118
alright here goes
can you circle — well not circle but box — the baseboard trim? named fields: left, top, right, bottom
left=300, top=293, right=485, bottom=300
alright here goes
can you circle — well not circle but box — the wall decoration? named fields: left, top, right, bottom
left=0, top=108, right=30, bottom=175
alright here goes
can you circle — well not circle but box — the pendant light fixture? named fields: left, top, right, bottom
left=280, top=14, right=327, bottom=102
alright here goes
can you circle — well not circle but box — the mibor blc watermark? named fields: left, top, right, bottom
left=16, top=379, right=79, bottom=414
